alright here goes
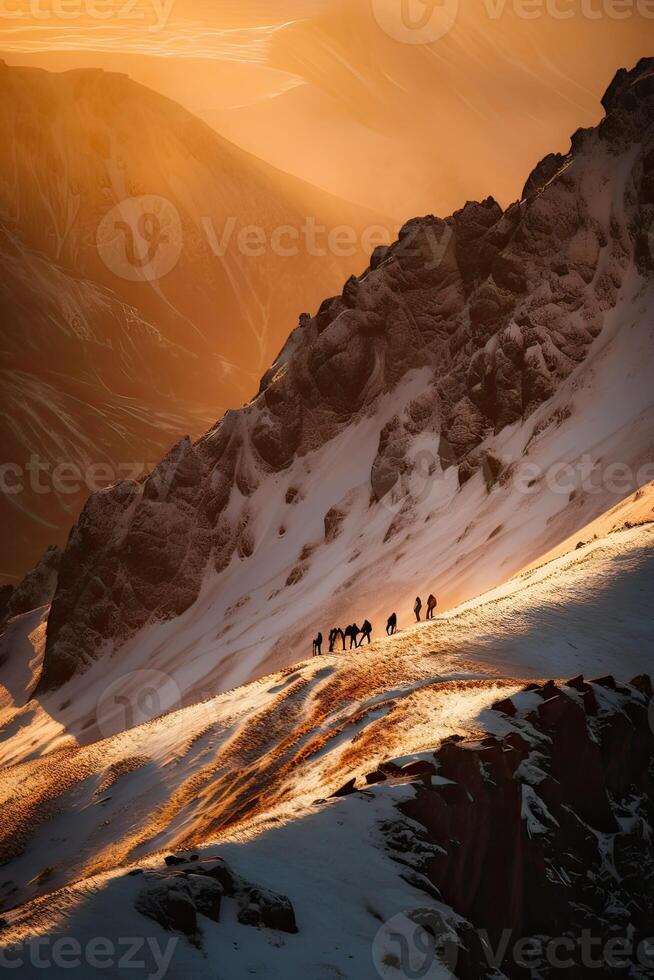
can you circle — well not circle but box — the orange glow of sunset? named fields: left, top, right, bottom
left=2, top=0, right=653, bottom=217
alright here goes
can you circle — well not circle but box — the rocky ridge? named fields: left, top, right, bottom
left=0, top=546, right=61, bottom=631
left=134, top=853, right=297, bottom=948
left=29, top=58, right=654, bottom=693
left=376, top=674, right=654, bottom=978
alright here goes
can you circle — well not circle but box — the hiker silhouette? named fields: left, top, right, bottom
left=414, top=597, right=422, bottom=622
left=313, top=632, right=323, bottom=657
left=328, top=628, right=339, bottom=653
left=358, top=619, right=373, bottom=646
left=349, top=624, right=360, bottom=649
left=427, top=594, right=438, bottom=620
left=386, top=613, right=397, bottom=636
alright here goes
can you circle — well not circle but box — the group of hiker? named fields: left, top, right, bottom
left=312, top=593, right=438, bottom=656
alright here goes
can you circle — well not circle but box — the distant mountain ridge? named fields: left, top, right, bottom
left=0, top=60, right=386, bottom=581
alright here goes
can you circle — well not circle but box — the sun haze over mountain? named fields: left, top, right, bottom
left=0, top=54, right=386, bottom=584
left=2, top=0, right=653, bottom=218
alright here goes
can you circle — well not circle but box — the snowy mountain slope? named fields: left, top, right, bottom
left=27, top=58, right=654, bottom=702
left=0, top=515, right=651, bottom=912
left=3, top=699, right=653, bottom=980
left=0, top=519, right=652, bottom=977
left=0, top=785, right=458, bottom=980
left=521, top=473, right=654, bottom=571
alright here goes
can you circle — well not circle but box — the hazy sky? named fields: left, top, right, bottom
left=2, top=0, right=652, bottom=217
left=0, top=1, right=329, bottom=53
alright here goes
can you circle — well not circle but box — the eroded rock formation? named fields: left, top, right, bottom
left=380, top=675, right=654, bottom=978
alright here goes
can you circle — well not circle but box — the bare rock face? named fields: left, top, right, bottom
left=390, top=677, right=654, bottom=978
left=521, top=152, right=566, bottom=200
left=34, top=58, right=654, bottom=692
left=0, top=546, right=61, bottom=630
left=135, top=854, right=297, bottom=947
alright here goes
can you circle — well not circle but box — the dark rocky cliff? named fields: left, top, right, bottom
left=379, top=674, right=654, bottom=978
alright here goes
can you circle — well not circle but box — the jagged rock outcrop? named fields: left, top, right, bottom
left=135, top=853, right=297, bottom=947
left=382, top=676, right=654, bottom=978
left=0, top=546, right=61, bottom=630
left=34, top=58, right=654, bottom=693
